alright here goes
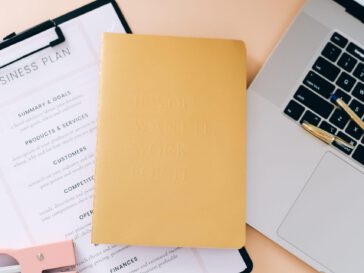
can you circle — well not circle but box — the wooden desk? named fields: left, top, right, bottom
left=1, top=1, right=317, bottom=272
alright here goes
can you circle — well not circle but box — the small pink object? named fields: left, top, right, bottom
left=0, top=240, right=77, bottom=273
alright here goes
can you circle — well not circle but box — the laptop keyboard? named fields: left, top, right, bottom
left=284, top=32, right=364, bottom=166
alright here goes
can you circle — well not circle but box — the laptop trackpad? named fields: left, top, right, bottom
left=278, top=152, right=364, bottom=273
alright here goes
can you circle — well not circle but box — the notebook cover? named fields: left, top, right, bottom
left=92, top=34, right=246, bottom=248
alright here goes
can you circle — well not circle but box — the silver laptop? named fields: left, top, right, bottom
left=247, top=0, right=364, bottom=272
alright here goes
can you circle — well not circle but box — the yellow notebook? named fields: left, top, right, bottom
left=92, top=34, right=247, bottom=248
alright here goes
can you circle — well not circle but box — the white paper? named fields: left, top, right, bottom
left=0, top=3, right=247, bottom=273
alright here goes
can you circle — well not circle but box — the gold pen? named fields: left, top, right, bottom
left=301, top=121, right=355, bottom=150
left=331, top=94, right=364, bottom=131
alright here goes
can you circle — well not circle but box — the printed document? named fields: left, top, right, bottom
left=0, top=3, right=247, bottom=273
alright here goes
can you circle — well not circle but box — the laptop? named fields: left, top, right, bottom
left=247, top=0, right=364, bottom=272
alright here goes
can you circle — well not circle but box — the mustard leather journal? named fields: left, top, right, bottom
left=92, top=34, right=247, bottom=248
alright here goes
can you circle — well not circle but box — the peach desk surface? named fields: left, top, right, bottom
left=0, top=0, right=318, bottom=272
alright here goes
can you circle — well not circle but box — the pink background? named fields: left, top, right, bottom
left=0, top=1, right=317, bottom=272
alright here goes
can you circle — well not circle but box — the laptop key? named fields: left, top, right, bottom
left=347, top=42, right=364, bottom=62
left=345, top=121, right=363, bottom=140
left=319, top=120, right=337, bottom=135
left=330, top=32, right=348, bottom=48
left=329, top=109, right=350, bottom=129
left=287, top=34, right=364, bottom=165
left=349, top=99, right=364, bottom=118
left=294, top=85, right=334, bottom=118
left=313, top=57, right=340, bottom=81
left=353, top=63, right=364, bottom=81
left=352, top=145, right=364, bottom=165
left=303, top=71, right=335, bottom=98
left=300, top=110, right=321, bottom=125
left=336, top=72, right=356, bottom=92
left=352, top=82, right=364, bottom=103
left=322, top=42, right=342, bottom=62
left=337, top=53, right=358, bottom=72
left=333, top=89, right=351, bottom=104
left=284, top=100, right=305, bottom=121
left=333, top=131, right=356, bottom=155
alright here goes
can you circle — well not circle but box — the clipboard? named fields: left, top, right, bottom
left=239, top=247, right=253, bottom=273
left=0, top=0, right=131, bottom=68
left=0, top=0, right=253, bottom=272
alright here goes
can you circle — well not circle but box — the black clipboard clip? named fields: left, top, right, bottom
left=239, top=247, right=253, bottom=273
left=0, top=20, right=65, bottom=69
